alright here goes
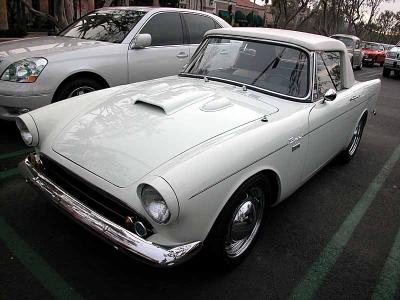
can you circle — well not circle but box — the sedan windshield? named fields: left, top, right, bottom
left=59, top=9, right=147, bottom=43
left=183, top=37, right=309, bottom=99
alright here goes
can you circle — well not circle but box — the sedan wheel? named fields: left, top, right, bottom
left=53, top=77, right=105, bottom=102
left=67, top=86, right=96, bottom=98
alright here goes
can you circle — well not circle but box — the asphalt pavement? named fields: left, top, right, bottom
left=0, top=66, right=399, bottom=300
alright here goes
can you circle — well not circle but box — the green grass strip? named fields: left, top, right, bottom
left=289, top=143, right=400, bottom=300
left=372, top=227, right=400, bottom=299
left=0, top=148, right=32, bottom=161
left=0, top=168, right=19, bottom=181
left=0, top=217, right=83, bottom=300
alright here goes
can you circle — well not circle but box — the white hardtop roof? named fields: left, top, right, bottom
left=206, top=28, right=348, bottom=52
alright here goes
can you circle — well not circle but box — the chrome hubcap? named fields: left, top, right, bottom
left=68, top=86, right=95, bottom=98
left=225, top=187, right=265, bottom=258
left=349, top=120, right=363, bottom=156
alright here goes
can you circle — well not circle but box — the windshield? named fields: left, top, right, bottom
left=332, top=36, right=353, bottom=48
left=363, top=43, right=381, bottom=51
left=183, top=37, right=310, bottom=99
left=59, top=9, right=147, bottom=43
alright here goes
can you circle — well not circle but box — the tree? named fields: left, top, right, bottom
left=271, top=0, right=315, bottom=29
left=0, top=0, right=9, bottom=31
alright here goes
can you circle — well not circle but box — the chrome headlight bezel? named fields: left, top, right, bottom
left=1, top=57, right=48, bottom=83
left=15, top=115, right=39, bottom=147
left=140, top=184, right=171, bottom=224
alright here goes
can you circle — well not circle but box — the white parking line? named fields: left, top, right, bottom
left=359, top=72, right=382, bottom=79
left=358, top=70, right=382, bottom=76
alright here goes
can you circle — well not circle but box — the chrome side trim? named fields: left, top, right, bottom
left=18, top=157, right=202, bottom=268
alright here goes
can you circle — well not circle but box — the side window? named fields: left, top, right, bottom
left=355, top=40, right=360, bottom=49
left=140, top=13, right=183, bottom=46
left=315, top=51, right=342, bottom=98
left=183, top=14, right=217, bottom=44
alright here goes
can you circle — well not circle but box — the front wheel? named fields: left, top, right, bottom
left=204, top=174, right=271, bottom=268
left=380, top=61, right=384, bottom=67
left=338, top=117, right=366, bottom=163
left=53, top=77, right=104, bottom=102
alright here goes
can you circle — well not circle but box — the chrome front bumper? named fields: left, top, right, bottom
left=18, top=156, right=202, bottom=267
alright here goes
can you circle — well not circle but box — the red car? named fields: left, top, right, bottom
left=362, top=42, right=385, bottom=67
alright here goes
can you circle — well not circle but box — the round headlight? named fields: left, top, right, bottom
left=16, top=118, right=34, bottom=146
left=141, top=185, right=171, bottom=224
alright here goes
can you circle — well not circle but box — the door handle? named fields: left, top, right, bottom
left=350, top=95, right=360, bottom=101
left=176, top=52, right=188, bottom=59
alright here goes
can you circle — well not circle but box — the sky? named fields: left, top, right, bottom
left=253, top=0, right=400, bottom=14
left=378, top=0, right=400, bottom=13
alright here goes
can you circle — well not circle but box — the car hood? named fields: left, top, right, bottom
left=51, top=77, right=279, bottom=187
left=389, top=46, right=400, bottom=54
left=0, top=36, right=111, bottom=62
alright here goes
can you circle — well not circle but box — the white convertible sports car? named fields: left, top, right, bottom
left=18, top=28, right=381, bottom=268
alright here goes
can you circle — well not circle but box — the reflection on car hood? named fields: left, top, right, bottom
left=52, top=76, right=279, bottom=187
left=0, top=36, right=111, bottom=60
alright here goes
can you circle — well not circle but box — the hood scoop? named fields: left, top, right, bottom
left=133, top=87, right=215, bottom=115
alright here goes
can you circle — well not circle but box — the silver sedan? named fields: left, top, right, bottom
left=0, top=7, right=229, bottom=120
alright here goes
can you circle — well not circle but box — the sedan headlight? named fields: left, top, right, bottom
left=15, top=116, right=39, bottom=147
left=1, top=58, right=48, bottom=83
left=140, top=185, right=171, bottom=224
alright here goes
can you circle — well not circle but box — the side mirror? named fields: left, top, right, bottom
left=323, top=88, right=337, bottom=103
left=132, top=34, right=151, bottom=49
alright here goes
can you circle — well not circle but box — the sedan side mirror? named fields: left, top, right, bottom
left=132, top=34, right=152, bottom=49
left=323, top=88, right=337, bottom=103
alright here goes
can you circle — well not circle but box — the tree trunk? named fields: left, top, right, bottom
left=55, top=0, right=69, bottom=29
left=65, top=0, right=74, bottom=24
left=0, top=0, right=9, bottom=31
left=21, top=0, right=62, bottom=30
left=152, top=0, right=160, bottom=7
left=87, top=0, right=95, bottom=11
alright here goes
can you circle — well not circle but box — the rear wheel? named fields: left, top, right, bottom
left=204, top=174, right=271, bottom=268
left=53, top=77, right=105, bottom=102
left=380, top=61, right=384, bottom=67
left=338, top=117, right=366, bottom=163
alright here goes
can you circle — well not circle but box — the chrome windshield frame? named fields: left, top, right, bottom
left=180, top=34, right=313, bottom=103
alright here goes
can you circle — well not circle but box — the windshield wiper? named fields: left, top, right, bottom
left=251, top=48, right=287, bottom=85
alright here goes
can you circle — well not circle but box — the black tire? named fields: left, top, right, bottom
left=338, top=116, right=366, bottom=164
left=53, top=77, right=104, bottom=102
left=380, top=61, right=384, bottom=67
left=203, top=174, right=271, bottom=269
left=383, top=68, right=391, bottom=77
left=394, top=70, right=400, bottom=79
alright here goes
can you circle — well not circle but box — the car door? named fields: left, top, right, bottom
left=354, top=39, right=362, bottom=67
left=181, top=13, right=222, bottom=58
left=127, top=12, right=189, bottom=83
left=302, top=51, right=360, bottom=180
